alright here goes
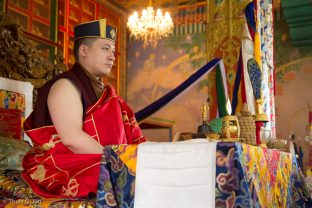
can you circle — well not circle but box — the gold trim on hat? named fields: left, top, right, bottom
left=99, top=19, right=107, bottom=39
left=74, top=36, right=116, bottom=43
left=74, top=19, right=101, bottom=27
left=110, top=29, right=116, bottom=40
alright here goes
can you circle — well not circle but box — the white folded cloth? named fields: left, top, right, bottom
left=134, top=140, right=217, bottom=208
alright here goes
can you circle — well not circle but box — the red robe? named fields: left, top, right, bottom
left=22, top=86, right=146, bottom=198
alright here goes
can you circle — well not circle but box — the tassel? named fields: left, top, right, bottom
left=254, top=31, right=262, bottom=70
left=253, top=0, right=261, bottom=70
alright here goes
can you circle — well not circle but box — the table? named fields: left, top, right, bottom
left=139, top=117, right=174, bottom=141
left=96, top=142, right=312, bottom=207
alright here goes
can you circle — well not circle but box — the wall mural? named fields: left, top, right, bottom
left=274, top=11, right=312, bottom=172
left=127, top=33, right=207, bottom=141
left=127, top=0, right=249, bottom=141
left=206, top=0, right=249, bottom=118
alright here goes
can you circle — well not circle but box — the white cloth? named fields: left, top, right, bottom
left=134, top=140, right=217, bottom=208
left=242, top=17, right=256, bottom=115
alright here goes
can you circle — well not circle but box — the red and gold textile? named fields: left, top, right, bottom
left=22, top=86, right=146, bottom=198
left=0, top=90, right=25, bottom=140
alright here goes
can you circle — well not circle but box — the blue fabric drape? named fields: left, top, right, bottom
left=245, top=2, right=256, bottom=33
left=231, top=49, right=243, bottom=115
left=135, top=58, right=221, bottom=122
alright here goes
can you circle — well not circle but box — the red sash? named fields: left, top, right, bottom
left=22, top=86, right=146, bottom=198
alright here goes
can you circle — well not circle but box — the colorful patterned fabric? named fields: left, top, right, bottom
left=0, top=170, right=96, bottom=208
left=256, top=0, right=276, bottom=135
left=97, top=145, right=138, bottom=207
left=215, top=142, right=259, bottom=208
left=290, top=156, right=312, bottom=207
left=97, top=142, right=312, bottom=208
left=0, top=77, right=33, bottom=119
left=216, top=143, right=312, bottom=208
left=0, top=89, right=26, bottom=117
left=0, top=90, right=25, bottom=140
left=240, top=144, right=292, bottom=207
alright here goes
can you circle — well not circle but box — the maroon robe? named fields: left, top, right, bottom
left=22, top=64, right=146, bottom=198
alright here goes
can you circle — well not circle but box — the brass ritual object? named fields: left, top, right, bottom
left=200, top=102, right=209, bottom=124
left=197, top=102, right=212, bottom=134
left=221, top=115, right=240, bottom=139
left=255, top=99, right=268, bottom=122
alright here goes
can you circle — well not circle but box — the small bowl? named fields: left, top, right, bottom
left=260, top=129, right=272, bottom=144
left=207, top=133, right=221, bottom=140
left=267, top=139, right=289, bottom=152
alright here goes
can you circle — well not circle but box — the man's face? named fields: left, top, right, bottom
left=81, top=38, right=116, bottom=77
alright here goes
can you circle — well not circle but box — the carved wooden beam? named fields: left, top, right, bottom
left=0, top=13, right=67, bottom=104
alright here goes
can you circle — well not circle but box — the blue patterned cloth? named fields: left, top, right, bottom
left=96, top=143, right=312, bottom=208
left=215, top=142, right=260, bottom=208
left=96, top=146, right=136, bottom=208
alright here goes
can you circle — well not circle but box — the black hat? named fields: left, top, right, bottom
left=74, top=19, right=117, bottom=43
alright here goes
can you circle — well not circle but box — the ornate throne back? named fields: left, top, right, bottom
left=0, top=13, right=67, bottom=104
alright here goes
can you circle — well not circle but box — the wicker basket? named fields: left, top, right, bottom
left=236, top=104, right=256, bottom=145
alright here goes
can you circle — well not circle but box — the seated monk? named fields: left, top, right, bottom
left=22, top=19, right=147, bottom=198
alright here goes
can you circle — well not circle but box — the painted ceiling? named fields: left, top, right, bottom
left=281, top=0, right=312, bottom=47
left=111, top=0, right=206, bottom=12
